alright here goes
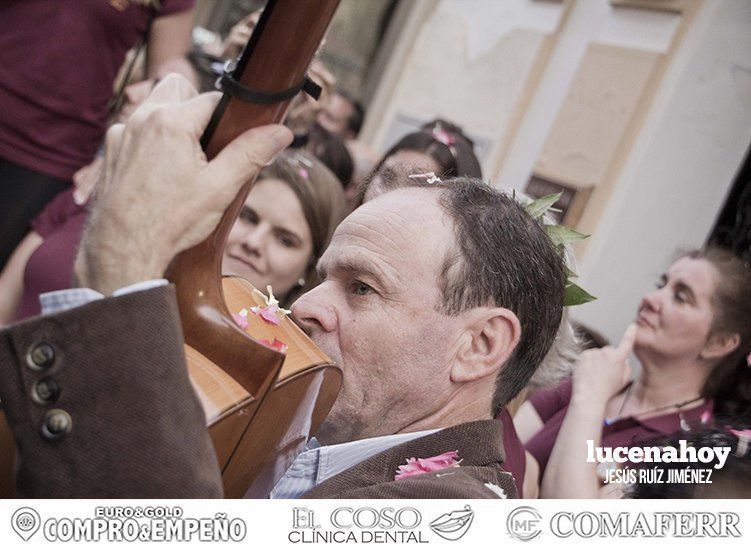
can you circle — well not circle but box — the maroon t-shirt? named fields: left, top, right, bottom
left=14, top=187, right=88, bottom=321
left=0, top=0, right=193, bottom=180
left=496, top=408, right=527, bottom=498
left=525, top=380, right=714, bottom=482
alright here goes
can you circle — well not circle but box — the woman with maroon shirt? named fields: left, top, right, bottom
left=0, top=0, right=195, bottom=268
left=524, top=248, right=751, bottom=498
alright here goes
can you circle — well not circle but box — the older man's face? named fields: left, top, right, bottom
left=291, top=188, right=465, bottom=444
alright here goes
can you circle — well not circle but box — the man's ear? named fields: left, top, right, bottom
left=450, top=308, right=521, bottom=383
left=701, top=331, right=740, bottom=361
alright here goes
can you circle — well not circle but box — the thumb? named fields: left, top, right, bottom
left=205, top=124, right=293, bottom=190
left=616, top=323, right=637, bottom=360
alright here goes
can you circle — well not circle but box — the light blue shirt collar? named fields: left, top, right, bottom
left=269, top=429, right=439, bottom=499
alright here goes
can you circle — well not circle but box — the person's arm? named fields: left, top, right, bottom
left=540, top=325, right=635, bottom=499
left=0, top=232, right=43, bottom=326
left=147, top=9, right=196, bottom=86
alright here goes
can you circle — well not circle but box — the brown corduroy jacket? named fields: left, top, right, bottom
left=0, top=285, right=516, bottom=499
left=0, top=286, right=222, bottom=498
left=303, top=420, right=518, bottom=499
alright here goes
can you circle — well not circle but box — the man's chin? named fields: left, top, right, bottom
left=314, top=403, right=361, bottom=446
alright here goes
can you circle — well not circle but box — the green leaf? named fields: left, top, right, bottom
left=524, top=192, right=562, bottom=220
left=546, top=225, right=589, bottom=246
left=565, top=265, right=579, bottom=279
left=563, top=282, right=597, bottom=306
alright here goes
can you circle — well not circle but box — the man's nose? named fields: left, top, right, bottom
left=291, top=284, right=337, bottom=335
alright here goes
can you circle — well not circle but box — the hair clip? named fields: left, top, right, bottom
left=409, top=172, right=441, bottom=184
left=431, top=126, right=456, bottom=148
left=728, top=428, right=751, bottom=457
left=286, top=153, right=313, bottom=180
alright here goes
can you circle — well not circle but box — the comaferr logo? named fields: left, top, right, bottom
left=429, top=506, right=474, bottom=541
left=550, top=511, right=741, bottom=538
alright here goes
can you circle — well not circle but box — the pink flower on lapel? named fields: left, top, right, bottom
left=395, top=451, right=461, bottom=480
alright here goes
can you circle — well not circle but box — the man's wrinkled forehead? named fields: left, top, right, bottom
left=321, top=188, right=453, bottom=279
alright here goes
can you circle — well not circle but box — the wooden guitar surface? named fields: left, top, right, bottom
left=184, top=277, right=341, bottom=497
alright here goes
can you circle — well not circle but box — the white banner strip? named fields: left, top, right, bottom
left=1, top=499, right=749, bottom=544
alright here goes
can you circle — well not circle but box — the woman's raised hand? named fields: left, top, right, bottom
left=572, top=324, right=637, bottom=406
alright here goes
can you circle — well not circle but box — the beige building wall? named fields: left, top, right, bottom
left=572, top=0, right=751, bottom=342
left=362, top=0, right=568, bottom=172
left=364, top=0, right=751, bottom=344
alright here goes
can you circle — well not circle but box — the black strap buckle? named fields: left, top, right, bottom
left=216, top=61, right=322, bottom=104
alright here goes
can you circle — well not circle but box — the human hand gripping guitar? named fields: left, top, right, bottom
left=1, top=0, right=342, bottom=498
left=75, top=75, right=292, bottom=295
left=0, top=75, right=293, bottom=499
left=541, top=324, right=636, bottom=498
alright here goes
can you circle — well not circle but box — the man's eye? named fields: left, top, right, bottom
left=352, top=281, right=374, bottom=296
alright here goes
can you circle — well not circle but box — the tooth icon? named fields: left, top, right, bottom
left=429, top=505, right=474, bottom=541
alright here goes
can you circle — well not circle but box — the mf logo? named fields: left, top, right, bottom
left=507, top=506, right=542, bottom=541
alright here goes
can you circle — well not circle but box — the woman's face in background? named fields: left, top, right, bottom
left=634, top=257, right=719, bottom=362
left=222, top=178, right=313, bottom=299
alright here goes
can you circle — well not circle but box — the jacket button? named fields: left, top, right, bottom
left=26, top=342, right=55, bottom=370
left=41, top=409, right=72, bottom=441
left=31, top=378, right=60, bottom=405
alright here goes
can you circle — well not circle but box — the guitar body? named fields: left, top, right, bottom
left=166, top=0, right=342, bottom=497
left=185, top=277, right=341, bottom=498
left=0, top=0, right=342, bottom=499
